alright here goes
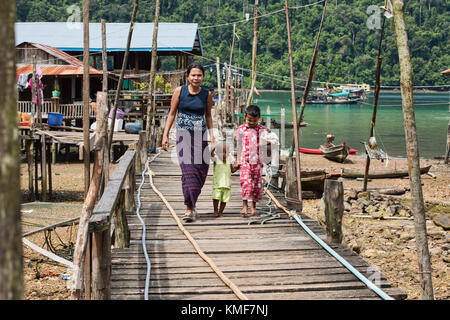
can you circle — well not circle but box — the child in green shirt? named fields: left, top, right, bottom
left=211, top=142, right=240, bottom=217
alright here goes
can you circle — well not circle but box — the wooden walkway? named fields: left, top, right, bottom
left=110, top=150, right=407, bottom=300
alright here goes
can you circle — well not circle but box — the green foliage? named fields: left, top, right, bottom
left=165, top=82, right=172, bottom=94
left=16, top=0, right=450, bottom=88
left=154, top=75, right=164, bottom=91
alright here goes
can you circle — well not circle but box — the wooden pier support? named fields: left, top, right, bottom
left=40, top=134, right=48, bottom=201
left=284, top=156, right=302, bottom=210
left=445, top=121, right=450, bottom=164
left=323, top=179, right=344, bottom=244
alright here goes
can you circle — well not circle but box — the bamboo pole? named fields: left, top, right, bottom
left=246, top=0, right=259, bottom=107
left=101, top=19, right=108, bottom=93
left=40, top=134, right=47, bottom=201
left=289, top=0, right=328, bottom=157
left=83, top=0, right=91, bottom=196
left=108, top=0, right=139, bottom=153
left=101, top=19, right=110, bottom=195
left=392, top=0, right=434, bottom=300
left=296, top=0, right=328, bottom=127
left=145, top=0, right=160, bottom=148
left=0, top=0, right=23, bottom=299
left=216, top=57, right=222, bottom=106
left=284, top=0, right=302, bottom=207
left=363, top=16, right=386, bottom=192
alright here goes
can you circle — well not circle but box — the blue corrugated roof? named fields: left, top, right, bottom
left=15, top=22, right=202, bottom=54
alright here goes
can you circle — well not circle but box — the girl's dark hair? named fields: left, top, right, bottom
left=186, top=62, right=205, bottom=76
left=245, top=105, right=261, bottom=117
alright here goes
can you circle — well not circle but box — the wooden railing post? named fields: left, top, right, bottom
left=284, top=156, right=302, bottom=211
left=88, top=150, right=135, bottom=299
left=124, top=160, right=136, bottom=212
left=139, top=130, right=148, bottom=165
left=113, top=190, right=130, bottom=248
left=91, top=227, right=111, bottom=300
left=323, top=179, right=344, bottom=244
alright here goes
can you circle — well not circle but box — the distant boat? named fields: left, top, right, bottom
left=299, top=147, right=357, bottom=155
left=261, top=118, right=308, bottom=128
left=319, top=143, right=351, bottom=163
left=296, top=86, right=366, bottom=105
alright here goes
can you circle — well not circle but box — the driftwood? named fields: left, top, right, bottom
left=342, top=165, right=432, bottom=179
left=346, top=187, right=409, bottom=196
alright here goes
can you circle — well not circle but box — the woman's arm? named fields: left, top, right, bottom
left=161, top=86, right=181, bottom=151
left=205, top=91, right=215, bottom=144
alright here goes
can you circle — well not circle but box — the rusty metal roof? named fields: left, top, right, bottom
left=16, top=42, right=102, bottom=76
left=17, top=64, right=102, bottom=76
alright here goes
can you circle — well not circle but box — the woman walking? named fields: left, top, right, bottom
left=161, top=62, right=215, bottom=222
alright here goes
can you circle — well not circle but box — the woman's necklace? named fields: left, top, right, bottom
left=188, top=85, right=201, bottom=95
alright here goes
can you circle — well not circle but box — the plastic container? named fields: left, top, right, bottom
left=124, top=121, right=143, bottom=134
left=48, top=112, right=64, bottom=126
left=21, top=113, right=33, bottom=127
left=109, top=108, right=126, bottom=119
left=108, top=118, right=124, bottom=131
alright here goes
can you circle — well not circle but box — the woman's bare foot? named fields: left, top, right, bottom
left=250, top=208, right=259, bottom=216
left=213, top=210, right=220, bottom=217
left=241, top=200, right=249, bottom=217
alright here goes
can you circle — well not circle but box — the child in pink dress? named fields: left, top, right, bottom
left=235, top=105, right=270, bottom=217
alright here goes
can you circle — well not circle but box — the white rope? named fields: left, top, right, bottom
left=135, top=150, right=162, bottom=300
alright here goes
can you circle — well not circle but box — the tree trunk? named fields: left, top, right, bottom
left=145, top=0, right=161, bottom=148
left=392, top=0, right=434, bottom=300
left=0, top=0, right=23, bottom=299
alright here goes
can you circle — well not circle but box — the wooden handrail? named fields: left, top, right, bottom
left=89, top=149, right=135, bottom=233
left=86, top=148, right=137, bottom=300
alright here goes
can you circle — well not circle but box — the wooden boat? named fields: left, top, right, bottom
left=300, top=170, right=341, bottom=192
left=300, top=147, right=357, bottom=155
left=341, top=165, right=432, bottom=179
left=279, top=169, right=341, bottom=197
left=319, top=144, right=351, bottom=163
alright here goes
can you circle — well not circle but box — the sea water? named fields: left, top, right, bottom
left=253, top=91, right=450, bottom=159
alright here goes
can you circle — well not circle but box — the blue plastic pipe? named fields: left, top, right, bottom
left=292, top=213, right=394, bottom=300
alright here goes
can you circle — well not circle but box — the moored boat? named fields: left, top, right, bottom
left=319, top=143, right=351, bottom=163
left=299, top=147, right=357, bottom=155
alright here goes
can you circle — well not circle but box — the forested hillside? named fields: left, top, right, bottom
left=16, top=0, right=449, bottom=89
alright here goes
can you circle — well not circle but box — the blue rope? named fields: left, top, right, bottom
left=135, top=150, right=161, bottom=300
left=291, top=213, right=394, bottom=300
